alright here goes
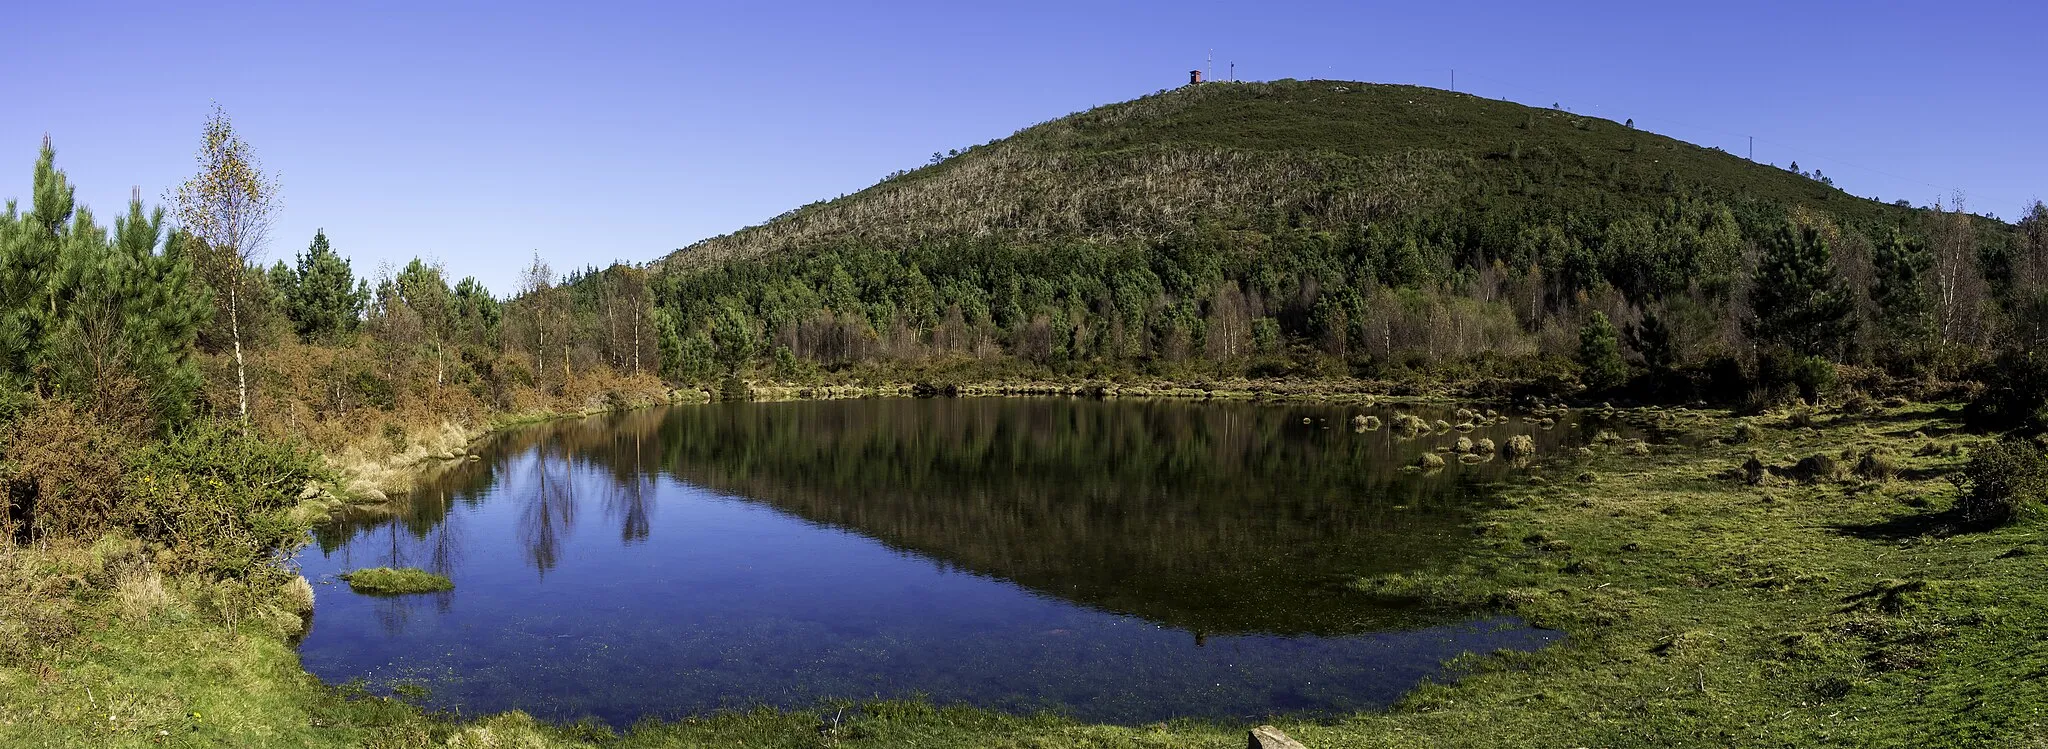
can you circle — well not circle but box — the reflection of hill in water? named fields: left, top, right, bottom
left=318, top=399, right=1599, bottom=636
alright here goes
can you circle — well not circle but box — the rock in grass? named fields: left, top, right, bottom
left=1247, top=725, right=1307, bottom=749
left=341, top=567, right=453, bottom=596
left=1415, top=452, right=1446, bottom=470
left=1504, top=434, right=1536, bottom=459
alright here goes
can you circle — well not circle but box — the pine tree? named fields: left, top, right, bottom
left=451, top=276, right=501, bottom=349
left=1578, top=312, right=1628, bottom=392
left=1871, top=230, right=1934, bottom=347
left=266, top=260, right=295, bottom=316
left=0, top=143, right=210, bottom=426
left=394, top=259, right=452, bottom=335
left=1748, top=224, right=1856, bottom=359
left=1625, top=310, right=1676, bottom=372
left=52, top=192, right=211, bottom=425
left=0, top=140, right=71, bottom=387
left=393, top=259, right=454, bottom=386
left=710, top=298, right=759, bottom=374
left=282, top=229, right=365, bottom=343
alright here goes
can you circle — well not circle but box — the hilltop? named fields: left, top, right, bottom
left=658, top=80, right=1927, bottom=271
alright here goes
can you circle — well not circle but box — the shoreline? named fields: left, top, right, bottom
left=8, top=389, right=2025, bottom=746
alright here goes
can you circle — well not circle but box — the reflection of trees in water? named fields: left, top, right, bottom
left=315, top=415, right=665, bottom=575
left=312, top=400, right=1606, bottom=636
left=518, top=446, right=578, bottom=577
left=427, top=490, right=462, bottom=581
left=322, top=490, right=464, bottom=634
left=601, top=428, right=656, bottom=544
left=629, top=400, right=1605, bottom=634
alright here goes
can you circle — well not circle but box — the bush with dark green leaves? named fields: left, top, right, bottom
left=718, top=374, right=753, bottom=402
left=1757, top=347, right=1838, bottom=406
left=1965, top=350, right=2048, bottom=435
left=1952, top=438, right=2048, bottom=526
left=4, top=399, right=330, bottom=575
left=119, top=420, right=332, bottom=576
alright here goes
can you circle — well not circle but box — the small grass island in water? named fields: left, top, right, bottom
left=341, top=567, right=454, bottom=595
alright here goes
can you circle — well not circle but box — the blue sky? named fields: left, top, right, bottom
left=5, top=1, right=2041, bottom=294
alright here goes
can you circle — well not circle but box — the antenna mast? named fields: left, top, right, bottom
left=1206, top=50, right=1212, bottom=82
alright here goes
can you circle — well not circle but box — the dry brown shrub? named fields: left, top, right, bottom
left=3, top=400, right=132, bottom=540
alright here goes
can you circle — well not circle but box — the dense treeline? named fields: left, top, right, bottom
left=650, top=81, right=2044, bottom=410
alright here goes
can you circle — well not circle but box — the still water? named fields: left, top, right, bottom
left=297, top=397, right=1592, bottom=726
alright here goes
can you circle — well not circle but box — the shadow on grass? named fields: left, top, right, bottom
left=1831, top=507, right=1994, bottom=541
left=1895, top=466, right=1957, bottom=483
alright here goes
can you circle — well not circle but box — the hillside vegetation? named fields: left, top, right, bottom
left=650, top=80, right=2039, bottom=406
left=664, top=80, right=1907, bottom=269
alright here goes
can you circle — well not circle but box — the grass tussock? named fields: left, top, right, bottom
left=340, top=567, right=454, bottom=596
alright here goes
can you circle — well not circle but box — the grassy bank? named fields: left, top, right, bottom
left=3, top=398, right=2040, bottom=747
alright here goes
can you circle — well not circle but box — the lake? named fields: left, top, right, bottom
left=296, top=397, right=1594, bottom=726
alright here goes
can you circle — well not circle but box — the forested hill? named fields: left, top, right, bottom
left=647, top=79, right=2035, bottom=399
left=660, top=79, right=1923, bottom=271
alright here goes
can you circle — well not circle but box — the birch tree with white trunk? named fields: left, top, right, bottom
left=169, top=104, right=278, bottom=427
